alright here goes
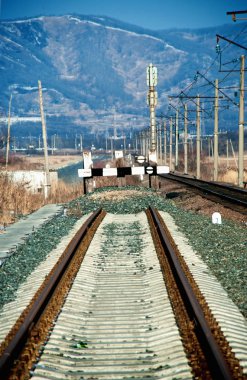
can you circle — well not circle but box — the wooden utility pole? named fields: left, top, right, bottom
left=175, top=109, right=179, bottom=169
left=5, top=93, right=12, bottom=169
left=159, top=124, right=162, bottom=161
left=139, top=132, right=143, bottom=155
left=238, top=55, right=245, bottom=187
left=214, top=79, right=219, bottom=181
left=80, top=134, right=83, bottom=152
left=143, top=132, right=146, bottom=157
left=169, top=117, right=173, bottom=170
left=145, top=130, right=149, bottom=159
left=38, top=80, right=50, bottom=199
left=226, top=139, right=229, bottom=169
left=164, top=120, right=167, bottom=165
left=169, top=93, right=220, bottom=178
left=196, top=95, right=201, bottom=179
left=110, top=137, right=113, bottom=161
left=156, top=125, right=159, bottom=160
left=230, top=139, right=238, bottom=169
left=184, top=103, right=188, bottom=174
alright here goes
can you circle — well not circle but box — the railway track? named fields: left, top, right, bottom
left=0, top=207, right=246, bottom=379
left=159, top=173, right=247, bottom=212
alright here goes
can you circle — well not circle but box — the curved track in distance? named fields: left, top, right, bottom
left=159, top=173, right=247, bottom=213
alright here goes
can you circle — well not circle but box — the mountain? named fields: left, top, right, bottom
left=0, top=14, right=246, bottom=142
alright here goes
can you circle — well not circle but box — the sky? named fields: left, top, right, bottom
left=0, top=0, right=247, bottom=30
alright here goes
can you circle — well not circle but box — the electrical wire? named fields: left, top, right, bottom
left=218, top=22, right=247, bottom=54
left=173, top=23, right=247, bottom=106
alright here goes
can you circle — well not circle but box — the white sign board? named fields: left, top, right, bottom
left=115, top=150, right=123, bottom=159
left=132, top=166, right=145, bottom=175
left=103, top=168, right=118, bottom=176
left=157, top=166, right=170, bottom=174
left=83, top=151, right=93, bottom=169
left=78, top=169, right=92, bottom=178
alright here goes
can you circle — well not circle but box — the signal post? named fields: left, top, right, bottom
left=147, top=63, right=158, bottom=164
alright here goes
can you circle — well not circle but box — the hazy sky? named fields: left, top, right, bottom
left=1, top=0, right=247, bottom=29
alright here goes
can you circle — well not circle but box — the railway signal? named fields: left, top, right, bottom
left=147, top=63, right=158, bottom=164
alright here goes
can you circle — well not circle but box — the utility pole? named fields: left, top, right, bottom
left=238, top=55, right=245, bottom=187
left=38, top=80, right=50, bottom=199
left=196, top=95, right=201, bottom=179
left=169, top=117, right=173, bottom=171
left=184, top=103, right=188, bottom=174
left=226, top=139, right=229, bottom=169
left=110, top=137, right=113, bottom=161
left=214, top=79, right=219, bottom=181
left=140, top=132, right=143, bottom=156
left=144, top=130, right=148, bottom=159
left=80, top=134, right=83, bottom=152
left=146, top=63, right=158, bottom=163
left=175, top=109, right=179, bottom=169
left=230, top=139, right=238, bottom=169
left=164, top=119, right=167, bottom=165
left=169, top=94, right=219, bottom=177
left=105, top=132, right=108, bottom=151
left=5, top=93, right=12, bottom=169
left=141, top=131, right=144, bottom=157
left=159, top=124, right=162, bottom=162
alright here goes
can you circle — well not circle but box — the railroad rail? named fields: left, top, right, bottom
left=0, top=208, right=104, bottom=379
left=159, top=173, right=247, bottom=212
left=0, top=208, right=246, bottom=379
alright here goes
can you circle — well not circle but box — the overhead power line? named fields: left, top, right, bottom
left=196, top=71, right=239, bottom=107
left=216, top=34, right=247, bottom=51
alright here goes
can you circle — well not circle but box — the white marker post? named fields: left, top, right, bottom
left=212, top=212, right=222, bottom=225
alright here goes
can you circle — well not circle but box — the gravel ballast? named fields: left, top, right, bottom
left=0, top=186, right=246, bottom=319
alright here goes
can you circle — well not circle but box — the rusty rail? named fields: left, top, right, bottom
left=0, top=208, right=102, bottom=379
left=159, top=173, right=247, bottom=210
left=149, top=206, right=233, bottom=380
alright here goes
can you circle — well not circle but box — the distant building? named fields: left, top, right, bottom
left=3, top=170, right=58, bottom=194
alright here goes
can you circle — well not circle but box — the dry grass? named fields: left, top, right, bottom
left=0, top=154, right=85, bottom=226
left=88, top=189, right=146, bottom=202
left=0, top=175, right=85, bottom=226
left=49, top=181, right=83, bottom=203
left=187, top=154, right=247, bottom=185
left=218, top=168, right=247, bottom=184
left=0, top=172, right=44, bottom=226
